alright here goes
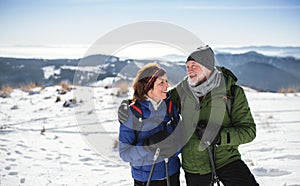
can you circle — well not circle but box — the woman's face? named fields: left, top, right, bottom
left=147, top=74, right=169, bottom=102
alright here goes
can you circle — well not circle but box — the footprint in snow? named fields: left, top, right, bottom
left=16, top=143, right=28, bottom=148
left=15, top=150, right=22, bottom=155
left=252, top=167, right=291, bottom=177
left=8, top=171, right=18, bottom=176
left=5, top=158, right=16, bottom=162
left=0, top=138, right=10, bottom=142
left=79, top=157, right=94, bottom=162
left=23, top=156, right=33, bottom=159
left=20, top=178, right=25, bottom=184
left=4, top=166, right=11, bottom=170
left=274, top=155, right=300, bottom=160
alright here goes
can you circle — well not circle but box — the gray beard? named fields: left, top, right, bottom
left=188, top=68, right=222, bottom=97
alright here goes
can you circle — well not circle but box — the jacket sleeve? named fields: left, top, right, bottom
left=219, top=86, right=256, bottom=146
left=118, top=112, right=154, bottom=165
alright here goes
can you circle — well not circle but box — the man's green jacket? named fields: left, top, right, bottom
left=169, top=67, right=256, bottom=175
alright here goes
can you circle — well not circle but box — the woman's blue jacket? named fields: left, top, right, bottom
left=118, top=96, right=181, bottom=182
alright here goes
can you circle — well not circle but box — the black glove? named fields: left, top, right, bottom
left=143, top=131, right=177, bottom=158
left=196, top=120, right=221, bottom=149
left=118, top=100, right=129, bottom=123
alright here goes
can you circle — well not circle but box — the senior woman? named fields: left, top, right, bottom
left=118, top=63, right=181, bottom=186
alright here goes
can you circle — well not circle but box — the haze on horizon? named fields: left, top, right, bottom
left=0, top=0, right=300, bottom=59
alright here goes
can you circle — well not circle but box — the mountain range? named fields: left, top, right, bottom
left=1, top=51, right=300, bottom=92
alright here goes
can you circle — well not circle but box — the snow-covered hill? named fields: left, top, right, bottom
left=0, top=82, right=300, bottom=185
left=1, top=48, right=300, bottom=92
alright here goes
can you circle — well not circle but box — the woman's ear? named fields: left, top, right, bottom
left=146, top=88, right=153, bottom=97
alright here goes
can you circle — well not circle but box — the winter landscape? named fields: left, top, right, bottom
left=1, top=0, right=300, bottom=185
left=2, top=0, right=300, bottom=185
left=1, top=57, right=300, bottom=185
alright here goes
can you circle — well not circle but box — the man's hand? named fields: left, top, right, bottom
left=196, top=120, right=221, bottom=151
left=143, top=131, right=178, bottom=158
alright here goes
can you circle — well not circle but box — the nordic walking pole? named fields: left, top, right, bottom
left=164, top=158, right=170, bottom=186
left=205, top=141, right=220, bottom=186
left=146, top=148, right=160, bottom=186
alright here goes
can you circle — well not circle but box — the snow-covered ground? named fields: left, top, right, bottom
left=0, top=84, right=300, bottom=186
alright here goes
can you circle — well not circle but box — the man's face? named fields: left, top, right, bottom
left=186, top=61, right=206, bottom=86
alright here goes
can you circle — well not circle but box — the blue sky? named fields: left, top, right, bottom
left=0, top=0, right=300, bottom=58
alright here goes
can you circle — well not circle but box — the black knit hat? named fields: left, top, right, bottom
left=186, top=45, right=215, bottom=71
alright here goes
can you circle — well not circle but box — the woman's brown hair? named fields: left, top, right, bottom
left=132, top=63, right=166, bottom=101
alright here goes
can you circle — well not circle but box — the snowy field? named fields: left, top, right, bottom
left=1, top=84, right=300, bottom=186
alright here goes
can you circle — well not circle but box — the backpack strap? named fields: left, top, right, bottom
left=217, top=66, right=238, bottom=122
left=129, top=101, right=143, bottom=120
left=168, top=99, right=173, bottom=116
left=169, top=88, right=183, bottom=121
left=118, top=99, right=130, bottom=124
left=223, top=84, right=237, bottom=122
left=164, top=99, right=175, bottom=131
left=128, top=98, right=178, bottom=145
left=127, top=101, right=143, bottom=145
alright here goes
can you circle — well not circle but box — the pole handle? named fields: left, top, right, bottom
left=153, top=148, right=160, bottom=161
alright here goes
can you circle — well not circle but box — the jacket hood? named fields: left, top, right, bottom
left=216, top=66, right=238, bottom=86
